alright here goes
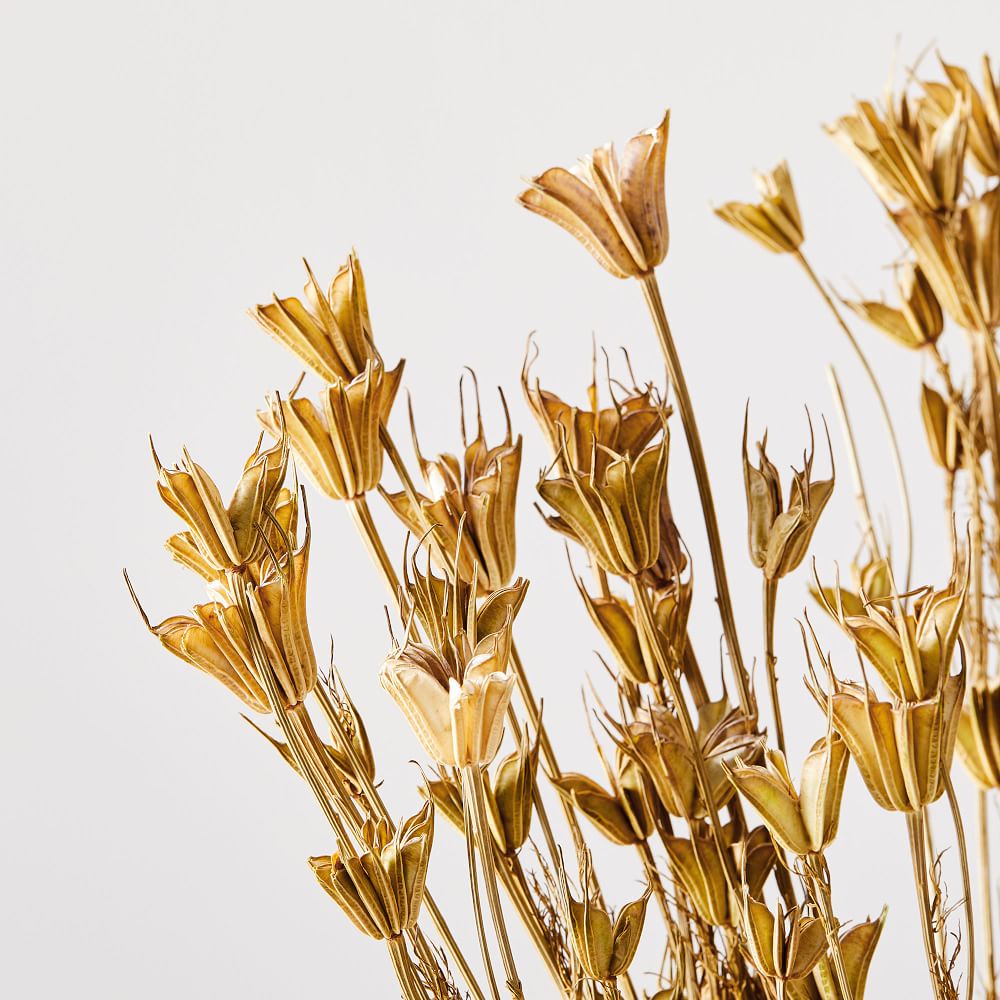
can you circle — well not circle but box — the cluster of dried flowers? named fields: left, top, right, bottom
left=129, top=52, right=1000, bottom=1000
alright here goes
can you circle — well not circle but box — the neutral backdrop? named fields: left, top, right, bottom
left=4, top=1, right=998, bottom=996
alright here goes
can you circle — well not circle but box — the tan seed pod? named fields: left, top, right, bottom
left=956, top=678, right=1000, bottom=788
left=715, top=161, right=805, bottom=254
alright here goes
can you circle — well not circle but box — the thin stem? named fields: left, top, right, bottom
left=347, top=495, right=400, bottom=594
left=795, top=251, right=912, bottom=591
left=602, top=979, right=624, bottom=1000
left=762, top=577, right=786, bottom=756
left=463, top=787, right=504, bottom=1000
left=980, top=789, right=998, bottom=1000
left=907, top=811, right=945, bottom=998
left=464, top=765, right=525, bottom=1000
left=807, top=861, right=853, bottom=1000
left=637, top=273, right=753, bottom=716
left=636, top=840, right=671, bottom=928
left=945, top=776, right=976, bottom=1000
left=387, top=935, right=429, bottom=1000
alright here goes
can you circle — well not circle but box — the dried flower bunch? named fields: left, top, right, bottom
left=129, top=51, right=1000, bottom=1000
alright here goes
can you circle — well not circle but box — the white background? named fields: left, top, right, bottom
left=4, top=1, right=998, bottom=996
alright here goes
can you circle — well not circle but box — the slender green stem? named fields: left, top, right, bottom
left=795, top=251, right=913, bottom=592
left=464, top=765, right=525, bottom=1000
left=945, top=776, right=976, bottom=1000
left=762, top=577, right=786, bottom=756
left=637, top=273, right=753, bottom=717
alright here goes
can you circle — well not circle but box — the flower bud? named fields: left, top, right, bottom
left=487, top=735, right=539, bottom=855
left=310, top=802, right=434, bottom=940
left=715, top=162, right=804, bottom=254
left=921, top=384, right=965, bottom=472
left=519, top=112, right=670, bottom=279
left=664, top=822, right=730, bottom=926
left=259, top=360, right=403, bottom=501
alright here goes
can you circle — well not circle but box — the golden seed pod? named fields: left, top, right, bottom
left=726, top=730, right=849, bottom=857
left=957, top=678, right=1000, bottom=789
left=379, top=596, right=518, bottom=767
left=486, top=735, right=540, bottom=854
left=131, top=511, right=318, bottom=711
left=740, top=894, right=828, bottom=987
left=921, top=384, right=965, bottom=472
left=518, top=111, right=670, bottom=279
left=562, top=855, right=650, bottom=982
left=810, top=907, right=887, bottom=1000
left=817, top=564, right=965, bottom=703
left=664, top=822, right=730, bottom=926
left=521, top=340, right=664, bottom=480
left=811, top=555, right=891, bottom=620
left=310, top=802, right=434, bottom=940
left=252, top=253, right=382, bottom=384
left=714, top=161, right=804, bottom=254
left=919, top=55, right=1000, bottom=178
left=617, top=697, right=758, bottom=820
left=844, top=264, right=944, bottom=350
left=258, top=360, right=404, bottom=501
left=807, top=663, right=965, bottom=813
left=153, top=435, right=287, bottom=574
left=575, top=585, right=648, bottom=685
left=537, top=437, right=669, bottom=577
left=384, top=385, right=522, bottom=595
left=552, top=750, right=656, bottom=847
left=827, top=94, right=967, bottom=213
left=743, top=417, right=834, bottom=581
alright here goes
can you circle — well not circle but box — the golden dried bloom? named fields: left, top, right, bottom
left=956, top=678, right=1000, bottom=788
left=562, top=854, right=650, bottom=982
left=131, top=515, right=318, bottom=711
left=919, top=55, right=1000, bottom=177
left=384, top=383, right=522, bottom=595
left=518, top=111, right=670, bottom=279
left=258, top=360, right=404, bottom=501
left=537, top=436, right=669, bottom=577
left=664, top=822, right=731, bottom=926
left=812, top=908, right=887, bottom=1000
left=714, top=161, right=804, bottom=253
left=817, top=564, right=965, bottom=702
left=619, top=697, right=758, bottom=820
left=379, top=587, right=519, bottom=767
left=743, top=417, right=834, bottom=580
left=845, top=263, right=943, bottom=350
left=740, top=894, right=828, bottom=986
left=252, top=253, right=381, bottom=383
left=153, top=435, right=287, bottom=574
left=310, top=802, right=434, bottom=940
left=552, top=750, right=655, bottom=846
left=726, top=730, right=849, bottom=857
left=827, top=95, right=967, bottom=213
left=807, top=665, right=965, bottom=813
left=576, top=585, right=648, bottom=685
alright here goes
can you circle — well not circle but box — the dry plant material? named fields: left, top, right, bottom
left=129, top=50, right=1000, bottom=1000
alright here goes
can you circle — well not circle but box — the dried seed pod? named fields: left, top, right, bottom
left=740, top=894, right=828, bottom=986
left=486, top=734, right=540, bottom=854
left=714, top=161, right=805, bottom=253
left=552, top=750, right=655, bottom=846
left=252, top=253, right=382, bottom=383
left=258, top=360, right=403, bottom=501
left=383, top=382, right=522, bottom=595
left=921, top=384, right=964, bottom=472
left=845, top=264, right=943, bottom=350
left=562, top=854, right=650, bottom=982
left=743, top=416, right=834, bottom=581
left=537, top=437, right=669, bottom=577
left=811, top=907, right=886, bottom=1000
left=664, top=822, right=731, bottom=926
left=956, top=678, right=1000, bottom=788
left=725, top=730, right=849, bottom=857
left=310, top=801, right=434, bottom=940
left=816, top=562, right=965, bottom=702
left=380, top=584, right=519, bottom=767
left=519, top=112, right=670, bottom=279
left=153, top=435, right=287, bottom=574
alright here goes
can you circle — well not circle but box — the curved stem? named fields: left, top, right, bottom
left=464, top=765, right=525, bottom=1000
left=762, top=577, right=786, bottom=755
left=637, top=273, right=753, bottom=717
left=945, top=776, right=976, bottom=1000
left=795, top=251, right=912, bottom=592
